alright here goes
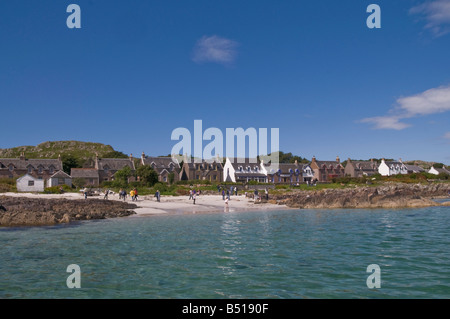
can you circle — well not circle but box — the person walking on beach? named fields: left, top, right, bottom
left=84, top=190, right=88, bottom=200
left=226, top=189, right=230, bottom=200
left=133, top=188, right=138, bottom=201
left=155, top=190, right=160, bottom=202
left=130, top=189, right=135, bottom=201
left=104, top=189, right=109, bottom=200
left=193, top=193, right=196, bottom=204
left=222, top=189, right=225, bottom=200
left=234, top=186, right=238, bottom=196
left=189, top=190, right=193, bottom=200
left=265, top=188, right=269, bottom=200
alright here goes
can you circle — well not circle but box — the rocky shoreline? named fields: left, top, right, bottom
left=0, top=196, right=137, bottom=227
left=271, top=183, right=450, bottom=209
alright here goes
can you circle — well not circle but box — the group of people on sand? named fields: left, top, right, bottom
left=117, top=188, right=139, bottom=201
left=218, top=185, right=238, bottom=200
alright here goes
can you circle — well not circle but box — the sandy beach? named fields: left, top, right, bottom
left=1, top=192, right=290, bottom=217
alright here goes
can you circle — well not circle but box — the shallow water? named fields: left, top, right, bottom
left=1, top=206, right=449, bottom=298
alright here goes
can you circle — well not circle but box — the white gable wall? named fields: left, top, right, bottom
left=17, top=174, right=44, bottom=192
left=223, top=158, right=236, bottom=182
left=378, top=160, right=390, bottom=176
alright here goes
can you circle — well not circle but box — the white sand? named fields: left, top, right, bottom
left=1, top=192, right=290, bottom=216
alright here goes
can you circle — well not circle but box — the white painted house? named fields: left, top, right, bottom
left=429, top=166, right=450, bottom=175
left=378, top=159, right=408, bottom=176
left=16, top=174, right=44, bottom=192
left=223, top=157, right=267, bottom=183
left=46, top=170, right=72, bottom=188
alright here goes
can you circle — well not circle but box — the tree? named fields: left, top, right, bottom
left=61, top=154, right=81, bottom=174
left=72, top=178, right=86, bottom=189
left=102, top=150, right=129, bottom=159
left=168, top=172, right=175, bottom=185
left=114, top=166, right=132, bottom=187
left=136, top=165, right=159, bottom=187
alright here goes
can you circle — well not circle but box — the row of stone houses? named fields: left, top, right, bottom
left=2, top=152, right=449, bottom=192
left=70, top=154, right=136, bottom=186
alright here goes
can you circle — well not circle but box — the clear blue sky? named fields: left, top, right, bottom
left=1, top=0, right=449, bottom=164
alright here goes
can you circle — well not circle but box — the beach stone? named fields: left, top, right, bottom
left=0, top=196, right=137, bottom=227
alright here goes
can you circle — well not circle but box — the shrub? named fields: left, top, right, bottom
left=43, top=185, right=72, bottom=194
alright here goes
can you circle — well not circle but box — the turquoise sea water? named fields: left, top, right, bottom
left=1, top=205, right=449, bottom=299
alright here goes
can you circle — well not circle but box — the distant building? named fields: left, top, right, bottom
left=141, top=153, right=181, bottom=183
left=47, top=170, right=72, bottom=188
left=344, top=159, right=378, bottom=177
left=429, top=166, right=450, bottom=175
left=310, top=156, right=345, bottom=182
left=404, top=163, right=425, bottom=174
left=262, top=161, right=314, bottom=184
left=378, top=159, right=408, bottom=176
left=95, top=154, right=136, bottom=183
left=0, top=153, right=63, bottom=181
left=71, top=168, right=100, bottom=186
left=16, top=174, right=45, bottom=192
left=223, top=158, right=267, bottom=183
left=180, top=157, right=223, bottom=182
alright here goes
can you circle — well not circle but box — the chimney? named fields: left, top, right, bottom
left=295, top=159, right=298, bottom=165
left=19, top=152, right=25, bottom=161
left=129, top=153, right=133, bottom=161
left=347, top=158, right=351, bottom=163
left=399, top=158, right=403, bottom=163
left=95, top=152, right=99, bottom=169
left=141, top=152, right=145, bottom=159
left=336, top=156, right=340, bottom=163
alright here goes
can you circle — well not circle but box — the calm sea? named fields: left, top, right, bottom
left=1, top=204, right=449, bottom=299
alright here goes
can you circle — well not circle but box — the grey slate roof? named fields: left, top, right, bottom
left=142, top=156, right=180, bottom=170
left=49, top=170, right=72, bottom=179
left=0, top=158, right=62, bottom=170
left=264, top=162, right=306, bottom=175
left=316, top=161, right=343, bottom=169
left=97, top=158, right=135, bottom=171
left=70, top=168, right=99, bottom=178
left=404, top=164, right=424, bottom=173
left=435, top=167, right=450, bottom=175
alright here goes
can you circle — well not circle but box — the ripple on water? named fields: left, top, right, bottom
left=0, top=207, right=449, bottom=298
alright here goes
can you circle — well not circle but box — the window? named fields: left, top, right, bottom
left=58, top=178, right=65, bottom=185
left=28, top=180, right=34, bottom=186
left=213, top=175, right=217, bottom=180
left=38, top=167, right=43, bottom=174
left=196, top=175, right=200, bottom=180
left=28, top=167, right=32, bottom=174
left=8, top=165, right=13, bottom=171
left=163, top=176, right=167, bottom=182
left=49, top=166, right=54, bottom=174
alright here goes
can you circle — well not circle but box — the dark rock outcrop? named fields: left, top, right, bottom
left=0, top=197, right=137, bottom=227
left=272, top=183, right=450, bottom=209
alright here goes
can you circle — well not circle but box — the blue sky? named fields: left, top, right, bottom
left=1, top=0, right=449, bottom=164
